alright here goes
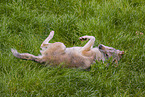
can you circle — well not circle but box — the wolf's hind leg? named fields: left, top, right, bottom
left=11, top=49, right=43, bottom=63
left=40, top=31, right=54, bottom=48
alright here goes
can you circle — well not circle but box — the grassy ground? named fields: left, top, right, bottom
left=0, top=0, right=145, bottom=96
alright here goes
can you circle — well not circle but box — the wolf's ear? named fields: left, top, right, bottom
left=115, top=59, right=118, bottom=65
left=119, top=51, right=124, bottom=55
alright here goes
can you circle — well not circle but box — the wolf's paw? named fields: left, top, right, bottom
left=79, top=36, right=88, bottom=41
left=50, top=31, right=54, bottom=35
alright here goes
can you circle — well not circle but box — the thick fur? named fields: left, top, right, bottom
left=11, top=31, right=124, bottom=69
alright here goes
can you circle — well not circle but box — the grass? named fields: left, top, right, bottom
left=0, top=0, right=145, bottom=96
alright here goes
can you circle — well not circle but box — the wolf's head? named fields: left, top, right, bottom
left=98, top=44, right=124, bottom=66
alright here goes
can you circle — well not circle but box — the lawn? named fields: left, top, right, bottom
left=0, top=0, right=145, bottom=96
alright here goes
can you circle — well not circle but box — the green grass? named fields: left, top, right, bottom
left=0, top=0, right=145, bottom=96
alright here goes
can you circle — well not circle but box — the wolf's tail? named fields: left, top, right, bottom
left=11, top=49, right=42, bottom=63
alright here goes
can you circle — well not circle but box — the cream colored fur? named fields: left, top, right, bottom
left=11, top=31, right=124, bottom=69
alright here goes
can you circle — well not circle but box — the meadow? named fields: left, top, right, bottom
left=0, top=0, right=145, bottom=96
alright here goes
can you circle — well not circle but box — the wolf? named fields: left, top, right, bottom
left=11, top=31, right=124, bottom=69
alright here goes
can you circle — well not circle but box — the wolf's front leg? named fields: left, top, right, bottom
left=80, top=36, right=95, bottom=51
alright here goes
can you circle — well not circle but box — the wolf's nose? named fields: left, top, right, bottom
left=99, top=45, right=103, bottom=49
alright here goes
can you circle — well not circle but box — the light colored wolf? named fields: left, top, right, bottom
left=11, top=31, right=124, bottom=69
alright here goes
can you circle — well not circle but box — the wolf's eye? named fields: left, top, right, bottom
left=105, top=54, right=109, bottom=59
